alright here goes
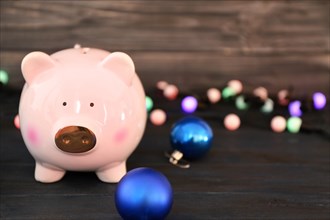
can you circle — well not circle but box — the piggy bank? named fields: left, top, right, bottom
left=18, top=46, right=147, bottom=183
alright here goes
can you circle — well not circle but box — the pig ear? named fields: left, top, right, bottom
left=21, top=52, right=55, bottom=85
left=100, top=52, right=135, bottom=86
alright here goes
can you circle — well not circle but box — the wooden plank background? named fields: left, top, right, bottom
left=0, top=0, right=329, bottom=97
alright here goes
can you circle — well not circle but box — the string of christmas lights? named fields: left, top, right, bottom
left=146, top=79, right=328, bottom=136
left=1, top=66, right=327, bottom=137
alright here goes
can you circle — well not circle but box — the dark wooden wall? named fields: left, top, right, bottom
left=1, top=0, right=329, bottom=97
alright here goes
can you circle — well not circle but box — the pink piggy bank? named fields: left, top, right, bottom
left=18, top=46, right=147, bottom=183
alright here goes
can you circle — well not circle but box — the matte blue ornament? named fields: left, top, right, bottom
left=170, top=116, right=213, bottom=160
left=115, top=167, right=173, bottom=220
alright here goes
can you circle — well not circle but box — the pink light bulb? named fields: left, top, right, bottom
left=150, top=109, right=167, bottom=126
left=163, top=84, right=179, bottom=100
left=224, top=114, right=240, bottom=131
left=14, top=114, right=20, bottom=129
left=156, top=81, right=168, bottom=90
left=228, top=80, right=243, bottom=94
left=270, top=116, right=286, bottom=133
left=278, top=89, right=289, bottom=106
left=207, top=88, right=221, bottom=103
left=253, top=87, right=268, bottom=101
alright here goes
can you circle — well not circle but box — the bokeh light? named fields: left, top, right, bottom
left=270, top=116, right=286, bottom=133
left=207, top=88, right=221, bottom=103
left=181, top=96, right=198, bottom=113
left=253, top=87, right=268, bottom=101
left=313, top=92, right=326, bottom=110
left=222, top=87, right=236, bottom=99
left=224, top=113, right=241, bottom=131
left=261, top=98, right=274, bottom=113
left=163, top=84, right=179, bottom=100
left=156, top=81, right=168, bottom=90
left=287, top=117, right=302, bottom=133
left=150, top=109, right=167, bottom=126
left=145, top=96, right=153, bottom=112
left=14, top=115, right=20, bottom=129
left=278, top=89, right=289, bottom=106
left=235, top=95, right=249, bottom=110
left=0, top=69, right=9, bottom=85
left=228, top=80, right=243, bottom=94
left=288, top=100, right=302, bottom=117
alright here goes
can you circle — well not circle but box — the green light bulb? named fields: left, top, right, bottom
left=0, top=69, right=9, bottom=85
left=145, top=96, right=153, bottom=112
left=261, top=98, right=274, bottom=113
left=222, top=86, right=236, bottom=99
left=287, top=117, right=302, bottom=133
left=235, top=95, right=249, bottom=110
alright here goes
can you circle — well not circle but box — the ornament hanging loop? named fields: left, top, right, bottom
left=165, top=150, right=190, bottom=169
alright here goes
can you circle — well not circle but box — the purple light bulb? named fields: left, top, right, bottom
left=313, top=92, right=326, bottom=110
left=288, top=100, right=302, bottom=117
left=181, top=96, right=198, bottom=113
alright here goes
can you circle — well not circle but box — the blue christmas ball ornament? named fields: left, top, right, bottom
left=170, top=116, right=213, bottom=160
left=115, top=167, right=173, bottom=220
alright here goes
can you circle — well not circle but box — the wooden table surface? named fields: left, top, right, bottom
left=1, top=90, right=329, bottom=219
left=1, top=1, right=329, bottom=97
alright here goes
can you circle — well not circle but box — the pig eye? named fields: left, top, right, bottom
left=90, top=103, right=94, bottom=107
left=63, top=102, right=67, bottom=106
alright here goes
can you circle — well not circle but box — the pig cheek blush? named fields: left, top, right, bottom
left=27, top=126, right=39, bottom=146
left=114, top=129, right=128, bottom=143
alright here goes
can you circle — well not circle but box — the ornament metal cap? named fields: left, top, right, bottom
left=165, top=150, right=190, bottom=169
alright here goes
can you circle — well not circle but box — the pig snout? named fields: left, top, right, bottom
left=55, top=126, right=96, bottom=153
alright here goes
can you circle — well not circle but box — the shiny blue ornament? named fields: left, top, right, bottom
left=115, top=167, right=173, bottom=220
left=170, top=116, right=213, bottom=160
